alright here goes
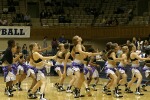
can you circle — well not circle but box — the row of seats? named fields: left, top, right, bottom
left=42, top=23, right=92, bottom=27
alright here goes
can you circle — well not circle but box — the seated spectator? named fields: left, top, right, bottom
left=0, top=17, right=8, bottom=26
left=3, top=8, right=8, bottom=14
left=113, top=18, right=119, bottom=26
left=107, top=17, right=113, bottom=26
left=45, top=9, right=52, bottom=18
left=40, top=10, right=46, bottom=19
left=12, top=14, right=17, bottom=23
left=101, top=17, right=107, bottom=25
left=24, top=13, right=31, bottom=23
left=58, top=34, right=66, bottom=43
left=59, top=15, right=65, bottom=23
left=65, top=14, right=71, bottom=23
left=16, top=13, right=24, bottom=23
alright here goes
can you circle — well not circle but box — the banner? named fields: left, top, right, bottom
left=0, top=26, right=30, bottom=38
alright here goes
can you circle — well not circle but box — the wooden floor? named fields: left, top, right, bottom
left=0, top=76, right=150, bottom=100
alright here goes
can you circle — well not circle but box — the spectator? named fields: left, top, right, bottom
left=65, top=14, right=71, bottom=23
left=132, top=37, right=138, bottom=48
left=0, top=17, right=8, bottom=26
left=58, top=34, right=66, bottom=43
left=16, top=13, right=24, bottom=23
left=45, top=9, right=52, bottom=18
left=51, top=38, right=58, bottom=55
left=126, top=40, right=131, bottom=46
left=3, top=8, right=8, bottom=14
left=40, top=10, right=46, bottom=19
left=59, top=15, right=65, bottom=23
left=137, top=38, right=143, bottom=50
left=107, top=17, right=113, bottom=26
left=43, top=36, right=48, bottom=48
left=24, top=13, right=31, bottom=23
left=43, top=36, right=48, bottom=55
left=12, top=14, right=17, bottom=23
left=113, top=17, right=119, bottom=26
left=143, top=40, right=149, bottom=50
left=3, top=18, right=8, bottom=26
left=22, top=44, right=28, bottom=58
left=101, top=17, right=107, bottom=26
left=116, top=45, right=123, bottom=58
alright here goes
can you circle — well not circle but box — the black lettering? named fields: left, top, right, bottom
left=20, top=29, right=25, bottom=35
left=1, top=29, right=7, bottom=35
left=14, top=29, right=19, bottom=35
left=8, top=29, right=13, bottom=35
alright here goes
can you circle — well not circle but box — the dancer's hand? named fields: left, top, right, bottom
left=96, top=65, right=100, bottom=67
left=47, top=45, right=51, bottom=49
left=19, top=53, right=23, bottom=56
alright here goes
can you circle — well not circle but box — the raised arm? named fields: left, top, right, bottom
left=37, top=45, right=51, bottom=52
left=33, top=52, right=54, bottom=60
left=133, top=53, right=150, bottom=61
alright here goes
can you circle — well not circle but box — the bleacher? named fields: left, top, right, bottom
left=0, top=0, right=150, bottom=27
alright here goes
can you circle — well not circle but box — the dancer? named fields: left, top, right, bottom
left=54, top=43, right=66, bottom=91
left=87, top=48, right=100, bottom=91
left=104, top=43, right=124, bottom=98
left=62, top=43, right=75, bottom=93
left=13, top=46, right=26, bottom=91
left=117, top=46, right=129, bottom=91
left=28, top=43, right=54, bottom=100
left=126, top=44, right=150, bottom=95
left=1, top=39, right=19, bottom=97
left=71, top=35, right=100, bottom=98
left=142, top=48, right=150, bottom=91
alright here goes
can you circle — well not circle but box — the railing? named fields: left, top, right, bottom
left=30, top=25, right=150, bottom=40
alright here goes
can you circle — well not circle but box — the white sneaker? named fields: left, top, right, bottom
left=40, top=98, right=47, bottom=100
left=36, top=91, right=41, bottom=95
left=135, top=92, right=144, bottom=95
left=114, top=93, right=123, bottom=98
left=66, top=89, right=72, bottom=93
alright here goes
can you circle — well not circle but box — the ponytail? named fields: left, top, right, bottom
left=29, top=43, right=35, bottom=60
left=127, top=44, right=134, bottom=60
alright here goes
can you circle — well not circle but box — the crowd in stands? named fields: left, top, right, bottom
left=0, top=17, right=8, bottom=26
left=99, top=17, right=119, bottom=26
left=0, top=0, right=31, bottom=26
left=122, top=36, right=150, bottom=58
left=0, top=0, right=149, bottom=27
left=12, top=13, right=31, bottom=23
left=0, top=12, right=31, bottom=26
left=40, top=0, right=79, bottom=24
left=39, top=0, right=139, bottom=27
left=44, top=0, right=79, bottom=8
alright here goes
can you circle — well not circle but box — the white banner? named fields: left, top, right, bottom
left=0, top=26, right=30, bottom=38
